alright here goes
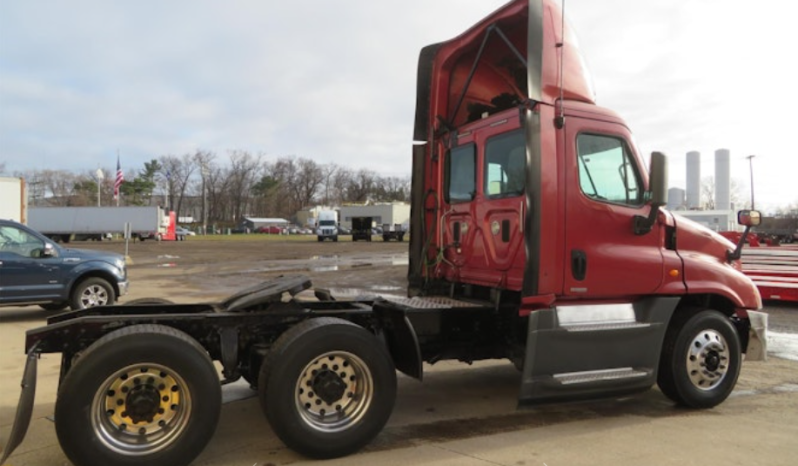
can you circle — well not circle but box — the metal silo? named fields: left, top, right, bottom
left=715, top=149, right=731, bottom=211
left=686, top=151, right=701, bottom=209
left=667, top=187, right=686, bottom=210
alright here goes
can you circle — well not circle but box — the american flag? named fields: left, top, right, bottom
left=114, top=156, right=124, bottom=200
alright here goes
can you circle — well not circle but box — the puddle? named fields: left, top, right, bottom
left=371, top=285, right=403, bottom=291
left=310, top=254, right=340, bottom=260
left=768, top=331, right=798, bottom=361
left=311, top=265, right=339, bottom=272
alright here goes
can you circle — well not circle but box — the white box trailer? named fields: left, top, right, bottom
left=28, top=206, right=176, bottom=242
left=0, top=176, right=27, bottom=223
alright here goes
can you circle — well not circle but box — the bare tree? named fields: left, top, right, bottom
left=346, top=168, right=378, bottom=203
left=159, top=153, right=197, bottom=219
left=226, top=151, right=263, bottom=221
left=702, top=176, right=746, bottom=210
left=295, top=158, right=324, bottom=209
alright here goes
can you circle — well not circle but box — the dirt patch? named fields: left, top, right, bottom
left=69, top=237, right=410, bottom=302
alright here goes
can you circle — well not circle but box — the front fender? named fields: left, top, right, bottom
left=680, top=253, right=762, bottom=310
left=63, top=260, right=126, bottom=297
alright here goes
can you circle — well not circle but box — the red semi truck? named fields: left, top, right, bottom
left=2, top=1, right=767, bottom=466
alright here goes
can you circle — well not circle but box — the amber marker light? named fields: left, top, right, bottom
left=669, top=269, right=680, bottom=277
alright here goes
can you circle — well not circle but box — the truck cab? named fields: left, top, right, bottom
left=408, top=0, right=762, bottom=402
left=316, top=210, right=339, bottom=242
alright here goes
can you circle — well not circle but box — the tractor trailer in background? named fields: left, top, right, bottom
left=0, top=176, right=27, bottom=223
left=2, top=2, right=768, bottom=466
left=27, top=206, right=180, bottom=242
left=316, top=209, right=339, bottom=241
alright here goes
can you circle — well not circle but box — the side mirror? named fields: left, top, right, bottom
left=728, top=209, right=762, bottom=262
left=648, top=151, right=668, bottom=207
left=738, top=210, right=762, bottom=227
left=42, top=243, right=55, bottom=257
left=633, top=151, right=668, bottom=235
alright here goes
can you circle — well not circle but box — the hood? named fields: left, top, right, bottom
left=672, top=213, right=761, bottom=310
left=672, top=214, right=736, bottom=265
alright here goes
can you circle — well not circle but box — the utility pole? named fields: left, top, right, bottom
left=95, top=168, right=104, bottom=207
left=201, top=164, right=209, bottom=235
left=746, top=155, right=756, bottom=210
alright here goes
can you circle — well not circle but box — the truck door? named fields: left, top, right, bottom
left=443, top=115, right=526, bottom=290
left=563, top=118, right=664, bottom=297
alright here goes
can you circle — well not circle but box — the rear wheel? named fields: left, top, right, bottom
left=70, top=277, right=115, bottom=310
left=55, top=324, right=221, bottom=466
left=258, top=317, right=396, bottom=458
left=657, top=309, right=741, bottom=408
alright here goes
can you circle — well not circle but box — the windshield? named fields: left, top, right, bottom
left=319, top=220, right=336, bottom=226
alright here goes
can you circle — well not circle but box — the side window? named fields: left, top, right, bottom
left=485, top=130, right=525, bottom=198
left=0, top=225, right=44, bottom=257
left=446, top=143, right=476, bottom=202
left=576, top=134, right=643, bottom=206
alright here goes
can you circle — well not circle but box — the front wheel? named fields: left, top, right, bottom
left=657, top=309, right=741, bottom=409
left=258, top=317, right=397, bottom=459
left=55, top=325, right=221, bottom=466
left=70, top=277, right=115, bottom=310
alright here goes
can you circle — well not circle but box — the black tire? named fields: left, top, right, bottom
left=70, top=277, right=116, bottom=310
left=657, top=309, right=741, bottom=408
left=258, top=317, right=397, bottom=459
left=40, top=302, right=69, bottom=311
left=123, top=297, right=175, bottom=306
left=55, top=324, right=221, bottom=466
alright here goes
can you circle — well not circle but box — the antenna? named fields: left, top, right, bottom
left=555, top=0, right=566, bottom=129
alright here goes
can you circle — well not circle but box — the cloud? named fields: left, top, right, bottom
left=2, top=0, right=796, bottom=210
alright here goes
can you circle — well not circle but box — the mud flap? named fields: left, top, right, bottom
left=745, top=310, right=768, bottom=361
left=0, top=349, right=38, bottom=465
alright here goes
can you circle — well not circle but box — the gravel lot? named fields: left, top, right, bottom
left=2, top=236, right=797, bottom=466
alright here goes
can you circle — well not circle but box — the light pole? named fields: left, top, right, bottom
left=746, top=155, right=755, bottom=210
left=95, top=168, right=104, bottom=207
left=201, top=164, right=209, bottom=235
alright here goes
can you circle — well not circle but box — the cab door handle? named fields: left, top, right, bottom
left=571, top=250, right=587, bottom=281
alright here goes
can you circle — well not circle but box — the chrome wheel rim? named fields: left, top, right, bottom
left=686, top=329, right=730, bottom=391
left=80, top=284, right=109, bottom=308
left=92, top=363, right=191, bottom=455
left=295, top=351, right=373, bottom=433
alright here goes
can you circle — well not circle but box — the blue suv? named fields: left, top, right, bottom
left=0, top=219, right=128, bottom=310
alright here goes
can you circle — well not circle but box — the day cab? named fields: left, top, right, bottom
left=407, top=0, right=764, bottom=402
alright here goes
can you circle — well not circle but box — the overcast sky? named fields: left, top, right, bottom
left=1, top=0, right=796, bottom=212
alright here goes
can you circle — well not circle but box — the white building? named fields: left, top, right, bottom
left=338, top=203, right=410, bottom=229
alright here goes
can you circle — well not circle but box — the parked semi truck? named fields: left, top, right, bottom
left=382, top=223, right=406, bottom=241
left=0, top=176, right=26, bottom=223
left=27, top=206, right=180, bottom=242
left=2, top=2, right=767, bottom=466
left=316, top=209, right=339, bottom=241
left=351, top=216, right=373, bottom=241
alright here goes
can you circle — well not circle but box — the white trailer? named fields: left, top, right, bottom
left=0, top=177, right=27, bottom=223
left=28, top=206, right=175, bottom=242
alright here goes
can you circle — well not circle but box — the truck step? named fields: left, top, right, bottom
left=553, top=367, right=650, bottom=385
left=562, top=321, right=651, bottom=332
left=382, top=295, right=482, bottom=309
